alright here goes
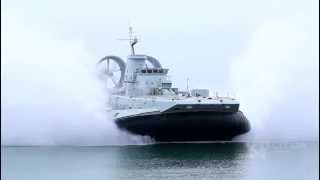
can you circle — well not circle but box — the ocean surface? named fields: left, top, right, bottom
left=1, top=141, right=318, bottom=180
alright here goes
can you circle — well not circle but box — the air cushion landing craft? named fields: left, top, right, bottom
left=96, top=27, right=250, bottom=142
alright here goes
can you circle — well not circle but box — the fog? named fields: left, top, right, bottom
left=1, top=0, right=318, bottom=145
left=1, top=13, right=152, bottom=145
left=230, top=18, right=319, bottom=140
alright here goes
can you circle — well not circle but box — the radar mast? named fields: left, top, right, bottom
left=118, top=27, right=138, bottom=55
left=129, top=27, right=138, bottom=55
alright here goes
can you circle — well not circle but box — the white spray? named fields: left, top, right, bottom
left=1, top=14, right=152, bottom=146
left=230, top=17, right=319, bottom=141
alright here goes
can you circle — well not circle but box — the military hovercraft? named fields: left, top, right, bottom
left=97, top=27, right=250, bottom=142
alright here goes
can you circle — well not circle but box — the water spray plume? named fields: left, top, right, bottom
left=1, top=15, right=152, bottom=146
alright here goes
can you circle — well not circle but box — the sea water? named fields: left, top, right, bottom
left=1, top=141, right=318, bottom=180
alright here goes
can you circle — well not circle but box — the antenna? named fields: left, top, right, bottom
left=187, top=78, right=191, bottom=97
left=118, top=26, right=138, bottom=55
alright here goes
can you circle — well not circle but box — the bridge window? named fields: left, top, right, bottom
left=141, top=68, right=166, bottom=74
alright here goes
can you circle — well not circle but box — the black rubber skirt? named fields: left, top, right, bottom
left=115, top=111, right=250, bottom=142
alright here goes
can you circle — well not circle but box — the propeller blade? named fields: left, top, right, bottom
left=111, top=76, right=117, bottom=85
left=110, top=68, right=121, bottom=73
left=106, top=59, right=110, bottom=74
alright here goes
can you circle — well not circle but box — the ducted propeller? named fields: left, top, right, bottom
left=97, top=55, right=126, bottom=89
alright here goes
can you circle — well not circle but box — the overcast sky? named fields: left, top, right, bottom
left=2, top=0, right=318, bottom=87
left=1, top=0, right=319, bottom=143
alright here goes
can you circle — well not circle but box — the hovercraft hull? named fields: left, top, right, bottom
left=115, top=111, right=250, bottom=142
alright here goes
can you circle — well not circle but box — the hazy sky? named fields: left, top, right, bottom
left=2, top=0, right=318, bottom=88
left=1, top=0, right=319, bottom=144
